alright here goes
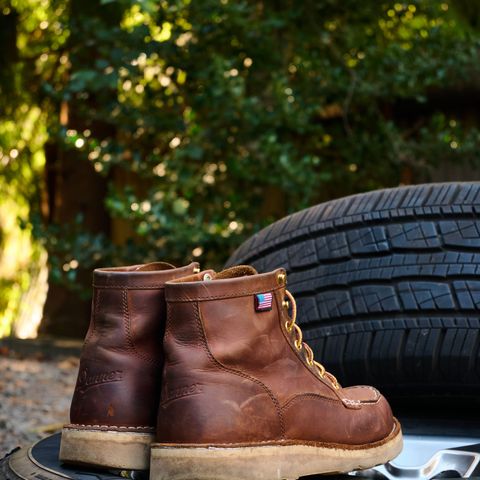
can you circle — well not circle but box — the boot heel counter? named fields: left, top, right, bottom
left=157, top=371, right=282, bottom=444
left=158, top=301, right=283, bottom=443
left=70, top=359, right=160, bottom=427
left=69, top=360, right=127, bottom=423
left=70, top=287, right=161, bottom=428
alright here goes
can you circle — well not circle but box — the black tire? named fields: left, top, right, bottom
left=226, top=183, right=480, bottom=402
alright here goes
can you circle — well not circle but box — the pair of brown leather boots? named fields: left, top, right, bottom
left=59, top=261, right=402, bottom=480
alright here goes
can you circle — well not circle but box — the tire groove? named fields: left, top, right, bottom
left=302, top=312, right=480, bottom=329
left=291, top=277, right=480, bottom=296
left=230, top=212, right=480, bottom=266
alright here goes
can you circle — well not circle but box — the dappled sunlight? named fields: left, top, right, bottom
left=0, top=104, right=48, bottom=339
left=0, top=194, right=48, bottom=339
left=13, top=250, right=49, bottom=339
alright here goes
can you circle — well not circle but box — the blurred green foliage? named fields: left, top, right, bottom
left=2, top=0, right=480, bottom=299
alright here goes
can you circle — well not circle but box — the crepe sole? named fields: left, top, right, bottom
left=150, top=420, right=402, bottom=480
left=59, top=426, right=154, bottom=470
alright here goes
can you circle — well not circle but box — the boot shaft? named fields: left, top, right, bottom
left=70, top=262, right=199, bottom=428
left=159, top=267, right=338, bottom=444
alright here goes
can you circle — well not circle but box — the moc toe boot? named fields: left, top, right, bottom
left=59, top=261, right=199, bottom=470
left=150, top=266, right=403, bottom=480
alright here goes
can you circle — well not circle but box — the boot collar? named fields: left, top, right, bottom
left=93, top=262, right=200, bottom=289
left=165, top=266, right=286, bottom=302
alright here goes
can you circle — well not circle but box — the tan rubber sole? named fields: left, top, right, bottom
left=150, top=422, right=402, bottom=480
left=59, top=427, right=154, bottom=470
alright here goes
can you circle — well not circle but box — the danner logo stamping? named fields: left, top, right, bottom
left=163, top=383, right=202, bottom=404
left=77, top=367, right=124, bottom=392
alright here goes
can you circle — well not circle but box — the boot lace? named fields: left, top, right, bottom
left=283, top=289, right=340, bottom=390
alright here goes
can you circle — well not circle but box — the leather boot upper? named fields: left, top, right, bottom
left=68, top=261, right=199, bottom=431
left=157, top=266, right=398, bottom=445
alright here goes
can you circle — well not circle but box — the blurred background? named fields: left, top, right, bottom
left=2, top=0, right=480, bottom=340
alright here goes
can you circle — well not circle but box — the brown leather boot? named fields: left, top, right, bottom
left=59, top=261, right=199, bottom=470
left=151, top=266, right=402, bottom=480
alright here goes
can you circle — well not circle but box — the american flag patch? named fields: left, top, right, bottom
left=254, top=292, right=273, bottom=312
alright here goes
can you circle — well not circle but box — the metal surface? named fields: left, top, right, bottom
left=353, top=434, right=480, bottom=480
left=357, top=449, right=480, bottom=479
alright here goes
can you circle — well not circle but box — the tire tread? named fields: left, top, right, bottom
left=226, top=183, right=480, bottom=396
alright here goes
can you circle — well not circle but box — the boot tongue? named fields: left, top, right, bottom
left=134, top=262, right=176, bottom=271
left=215, top=265, right=257, bottom=279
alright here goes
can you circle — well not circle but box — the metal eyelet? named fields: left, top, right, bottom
left=282, top=300, right=290, bottom=309
left=277, top=272, right=286, bottom=285
left=203, top=273, right=213, bottom=281
left=295, top=339, right=302, bottom=350
left=193, top=266, right=200, bottom=274
left=285, top=320, right=293, bottom=332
